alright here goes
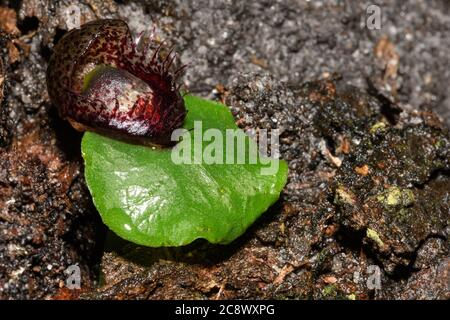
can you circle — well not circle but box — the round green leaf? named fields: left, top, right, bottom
left=82, top=95, right=288, bottom=247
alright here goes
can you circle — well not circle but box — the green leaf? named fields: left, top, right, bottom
left=82, top=95, right=288, bottom=247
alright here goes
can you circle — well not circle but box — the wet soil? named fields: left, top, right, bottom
left=0, top=0, right=448, bottom=299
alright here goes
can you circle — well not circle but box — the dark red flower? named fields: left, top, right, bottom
left=47, top=19, right=186, bottom=146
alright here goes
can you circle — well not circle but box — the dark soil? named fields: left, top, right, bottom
left=0, top=0, right=448, bottom=299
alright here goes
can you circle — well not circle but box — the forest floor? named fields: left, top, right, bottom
left=0, top=0, right=448, bottom=299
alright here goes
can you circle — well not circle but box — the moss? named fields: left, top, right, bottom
left=347, top=293, right=356, bottom=300
left=366, top=228, right=384, bottom=247
left=370, top=121, right=387, bottom=134
left=334, top=186, right=356, bottom=205
left=321, top=284, right=337, bottom=297
left=376, top=186, right=415, bottom=207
